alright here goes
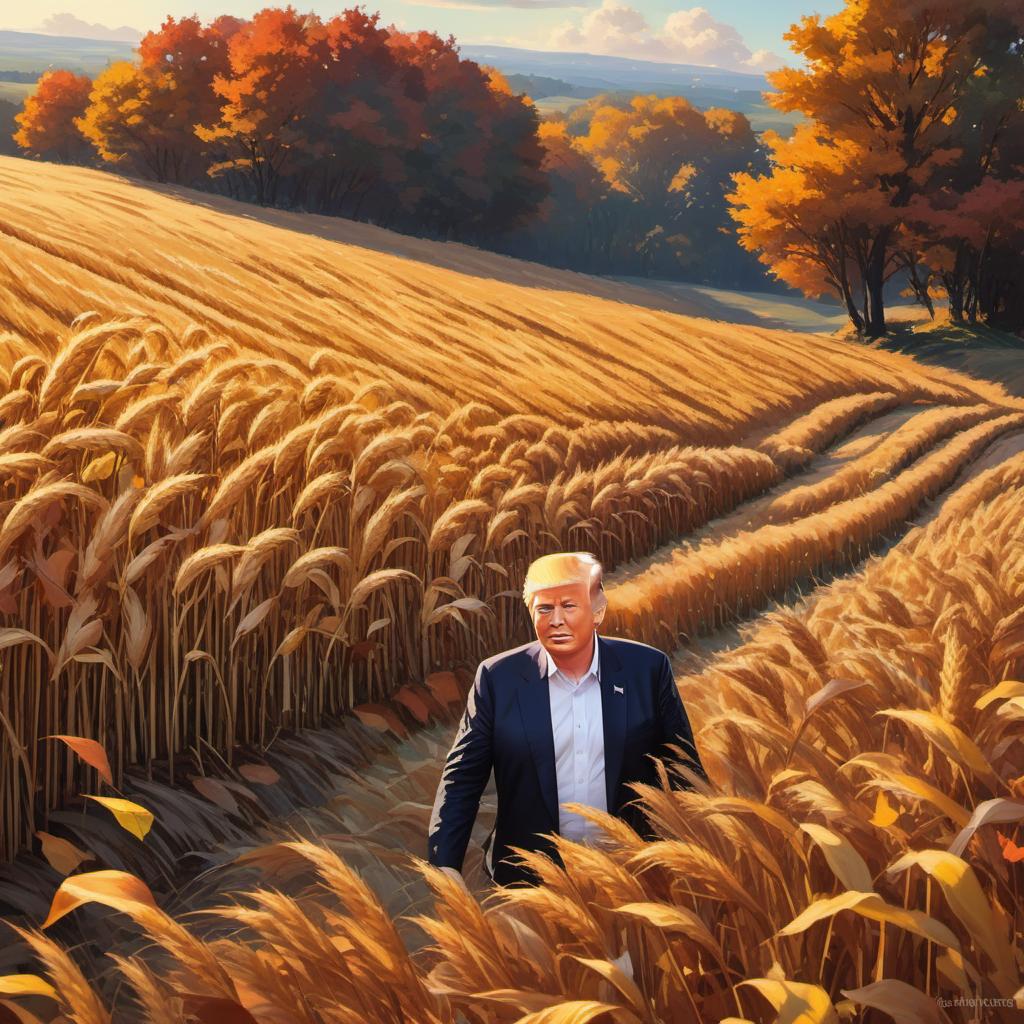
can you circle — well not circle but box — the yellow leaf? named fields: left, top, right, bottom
left=886, top=849, right=1018, bottom=996
left=35, top=831, right=92, bottom=876
left=870, top=791, right=900, bottom=828
left=799, top=822, right=874, bottom=892
left=778, top=890, right=961, bottom=953
left=876, top=709, right=997, bottom=783
left=974, top=680, right=1024, bottom=709
left=81, top=451, right=117, bottom=482
left=739, top=978, right=838, bottom=1023
left=0, top=975, right=58, bottom=999
left=83, top=795, right=153, bottom=840
left=845, top=753, right=970, bottom=827
left=42, top=869, right=157, bottom=929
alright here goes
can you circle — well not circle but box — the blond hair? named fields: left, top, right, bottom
left=523, top=551, right=606, bottom=611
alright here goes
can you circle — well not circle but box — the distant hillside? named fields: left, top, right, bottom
left=504, top=73, right=599, bottom=101
left=0, top=29, right=134, bottom=75
left=463, top=45, right=801, bottom=133
left=461, top=44, right=770, bottom=91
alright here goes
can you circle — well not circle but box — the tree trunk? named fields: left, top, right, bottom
left=842, top=286, right=865, bottom=334
left=863, top=232, right=889, bottom=338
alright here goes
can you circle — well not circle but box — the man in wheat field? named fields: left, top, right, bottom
left=426, top=550, right=708, bottom=891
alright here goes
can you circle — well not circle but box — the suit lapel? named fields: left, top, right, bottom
left=517, top=641, right=559, bottom=829
left=598, top=635, right=628, bottom=813
left=516, top=635, right=629, bottom=831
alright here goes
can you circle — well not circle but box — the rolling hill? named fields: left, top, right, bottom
left=0, top=156, right=1010, bottom=435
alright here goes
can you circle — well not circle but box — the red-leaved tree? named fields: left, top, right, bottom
left=13, top=70, right=93, bottom=163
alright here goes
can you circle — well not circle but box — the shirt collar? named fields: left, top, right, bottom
left=545, top=631, right=600, bottom=682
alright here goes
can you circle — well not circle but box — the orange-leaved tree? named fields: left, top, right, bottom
left=510, top=120, right=616, bottom=269
left=196, top=6, right=331, bottom=206
left=77, top=15, right=238, bottom=184
left=726, top=0, right=1024, bottom=337
left=382, top=31, right=547, bottom=237
left=576, top=94, right=766, bottom=280
left=13, top=69, right=94, bottom=163
left=726, top=122, right=904, bottom=331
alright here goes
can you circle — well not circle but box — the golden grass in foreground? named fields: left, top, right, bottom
left=9, top=440, right=1024, bottom=1024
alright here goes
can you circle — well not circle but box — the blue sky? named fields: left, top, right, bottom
left=2, top=2, right=843, bottom=71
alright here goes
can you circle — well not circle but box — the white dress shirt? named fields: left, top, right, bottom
left=546, top=631, right=608, bottom=846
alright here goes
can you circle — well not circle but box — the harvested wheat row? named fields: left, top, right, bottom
left=607, top=412, right=1024, bottom=649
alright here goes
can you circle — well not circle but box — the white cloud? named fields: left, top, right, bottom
left=550, top=2, right=785, bottom=72
left=35, top=12, right=142, bottom=42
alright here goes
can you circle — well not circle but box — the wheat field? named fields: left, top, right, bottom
left=1, top=156, right=1023, bottom=1022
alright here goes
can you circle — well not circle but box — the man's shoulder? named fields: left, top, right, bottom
left=478, top=639, right=539, bottom=676
left=601, top=635, right=669, bottom=669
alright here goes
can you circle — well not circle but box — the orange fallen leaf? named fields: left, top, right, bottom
left=42, top=869, right=157, bottom=929
left=191, top=777, right=239, bottom=815
left=394, top=684, right=439, bottom=724
left=425, top=670, right=462, bottom=707
left=353, top=702, right=409, bottom=738
left=35, top=831, right=92, bottom=876
left=48, top=735, right=113, bottom=785
left=996, top=830, right=1024, bottom=862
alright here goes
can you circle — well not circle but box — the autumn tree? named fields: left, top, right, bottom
left=197, top=7, right=331, bottom=205
left=303, top=9, right=424, bottom=220
left=13, top=70, right=93, bottom=163
left=901, top=24, right=1024, bottom=326
left=473, top=65, right=549, bottom=237
left=727, top=0, right=1024, bottom=337
left=727, top=124, right=903, bottom=331
left=497, top=120, right=622, bottom=270
left=383, top=33, right=547, bottom=237
left=76, top=16, right=235, bottom=183
left=575, top=94, right=768, bottom=281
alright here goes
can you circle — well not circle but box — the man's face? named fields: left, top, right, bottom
left=530, top=580, right=601, bottom=660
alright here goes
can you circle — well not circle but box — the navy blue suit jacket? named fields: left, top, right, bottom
left=427, top=634, right=707, bottom=887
